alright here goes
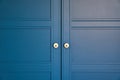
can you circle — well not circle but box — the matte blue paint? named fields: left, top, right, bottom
left=1, top=0, right=120, bottom=80
left=67, top=0, right=120, bottom=80
left=0, top=0, right=61, bottom=80
left=62, top=0, right=70, bottom=80
left=51, top=0, right=61, bottom=80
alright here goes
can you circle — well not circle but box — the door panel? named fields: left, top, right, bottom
left=0, top=0, right=61, bottom=80
left=72, top=0, right=120, bottom=18
left=0, top=0, right=50, bottom=19
left=62, top=0, right=120, bottom=80
left=71, top=30, right=120, bottom=64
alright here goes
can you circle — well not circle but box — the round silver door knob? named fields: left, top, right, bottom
left=64, top=43, right=69, bottom=48
left=53, top=43, right=59, bottom=48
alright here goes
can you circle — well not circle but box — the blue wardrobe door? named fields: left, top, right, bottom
left=62, top=0, right=120, bottom=80
left=0, top=0, right=61, bottom=80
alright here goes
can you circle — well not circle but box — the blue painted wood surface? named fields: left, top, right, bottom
left=0, top=0, right=61, bottom=80
left=62, top=0, right=120, bottom=80
left=1, top=0, right=120, bottom=80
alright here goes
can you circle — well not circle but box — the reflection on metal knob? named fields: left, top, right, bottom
left=53, top=43, right=59, bottom=48
left=64, top=43, right=69, bottom=48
